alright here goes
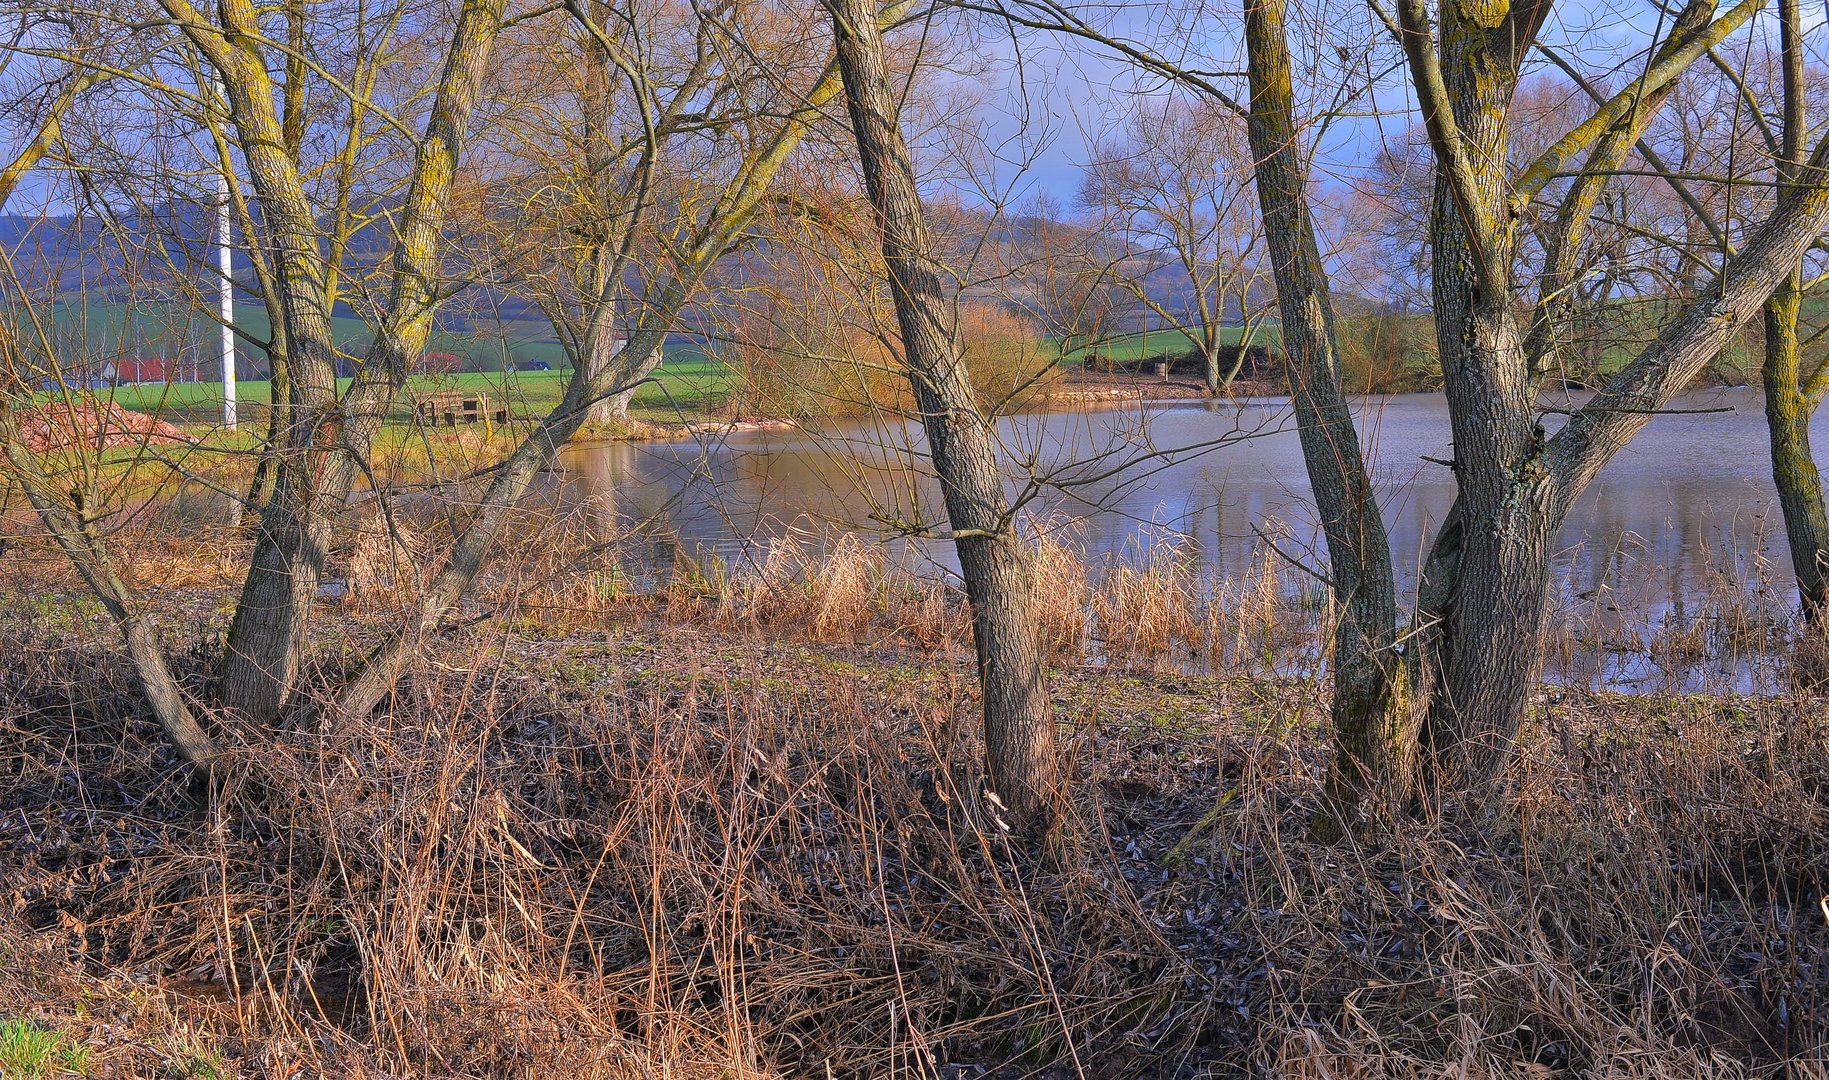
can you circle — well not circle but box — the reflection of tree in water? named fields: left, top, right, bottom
left=554, top=392, right=1816, bottom=686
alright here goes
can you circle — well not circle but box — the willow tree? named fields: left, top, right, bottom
left=0, top=0, right=507, bottom=761
left=986, top=0, right=1829, bottom=813
left=1385, top=0, right=1829, bottom=781
left=1254, top=0, right=1829, bottom=785
left=824, top=0, right=1058, bottom=827
left=329, top=1, right=908, bottom=719
left=2, top=0, right=916, bottom=765
left=464, top=0, right=780, bottom=428
left=171, top=0, right=507, bottom=731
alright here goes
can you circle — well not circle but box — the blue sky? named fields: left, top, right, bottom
left=939, top=0, right=1817, bottom=209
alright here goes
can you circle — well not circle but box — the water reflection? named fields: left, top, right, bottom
left=558, top=388, right=1809, bottom=691
left=563, top=392, right=1789, bottom=587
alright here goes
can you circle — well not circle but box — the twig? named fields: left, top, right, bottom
left=1539, top=404, right=1734, bottom=416
left=1250, top=523, right=1335, bottom=591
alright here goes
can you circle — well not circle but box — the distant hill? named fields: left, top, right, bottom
left=6, top=198, right=1307, bottom=375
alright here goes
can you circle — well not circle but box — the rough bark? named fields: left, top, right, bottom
left=1244, top=0, right=1417, bottom=826
left=826, top=0, right=1057, bottom=828
left=1402, top=0, right=1821, bottom=786
left=1390, top=0, right=1557, bottom=787
left=1764, top=275, right=1828, bottom=619
left=584, top=332, right=632, bottom=424
left=1421, top=154, right=1829, bottom=785
left=1761, top=0, right=1829, bottom=627
left=183, top=0, right=505, bottom=727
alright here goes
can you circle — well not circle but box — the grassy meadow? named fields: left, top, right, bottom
left=96, top=347, right=730, bottom=428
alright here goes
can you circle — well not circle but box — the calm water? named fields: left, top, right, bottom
left=558, top=388, right=1813, bottom=690
left=561, top=389, right=1797, bottom=591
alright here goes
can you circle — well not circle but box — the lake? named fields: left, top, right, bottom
left=559, top=388, right=1813, bottom=690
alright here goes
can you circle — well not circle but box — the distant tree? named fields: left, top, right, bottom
left=1015, top=194, right=1126, bottom=364
left=1079, top=97, right=1266, bottom=394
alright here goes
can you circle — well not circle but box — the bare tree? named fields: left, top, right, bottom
left=184, top=0, right=506, bottom=730
left=1079, top=96, right=1265, bottom=394
left=329, top=3, right=907, bottom=719
left=824, top=0, right=1058, bottom=828
left=0, top=0, right=507, bottom=758
left=463, top=0, right=787, bottom=428
left=979, top=0, right=1829, bottom=808
left=0, top=0, right=926, bottom=770
left=1021, top=216, right=1126, bottom=366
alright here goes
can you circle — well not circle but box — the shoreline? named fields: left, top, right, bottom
left=125, top=367, right=1768, bottom=448
left=572, top=369, right=1290, bottom=443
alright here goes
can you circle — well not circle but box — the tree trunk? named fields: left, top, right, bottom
left=1415, top=229, right=1556, bottom=787
left=208, top=0, right=505, bottom=727
left=583, top=331, right=631, bottom=425
left=1764, top=276, right=1829, bottom=619
left=216, top=326, right=344, bottom=728
left=1421, top=137, right=1829, bottom=791
left=1406, top=0, right=1563, bottom=788
left=1405, top=0, right=1816, bottom=787
left=578, top=3, right=633, bottom=431
left=1762, top=0, right=1829, bottom=628
left=826, top=0, right=1057, bottom=829
left=1243, top=0, right=1417, bottom=828
left=1202, top=342, right=1223, bottom=397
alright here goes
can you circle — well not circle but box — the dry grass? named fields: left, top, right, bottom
left=0, top=579, right=1825, bottom=1077
left=583, top=525, right=1328, bottom=680
left=3, top=509, right=1829, bottom=1077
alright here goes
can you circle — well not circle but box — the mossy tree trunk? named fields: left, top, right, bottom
left=1761, top=0, right=1829, bottom=630
left=1244, top=0, right=1418, bottom=826
left=1391, top=0, right=1820, bottom=788
left=182, top=0, right=507, bottom=728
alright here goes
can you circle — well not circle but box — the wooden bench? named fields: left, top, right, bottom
left=415, top=389, right=506, bottom=426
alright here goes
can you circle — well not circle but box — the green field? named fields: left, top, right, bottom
left=43, top=298, right=732, bottom=427
left=1058, top=325, right=1285, bottom=365
left=96, top=349, right=730, bottom=428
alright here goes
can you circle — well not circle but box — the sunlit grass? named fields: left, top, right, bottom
left=0, top=1019, right=91, bottom=1078
left=88, top=348, right=730, bottom=426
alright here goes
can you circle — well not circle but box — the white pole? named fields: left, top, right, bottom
left=214, top=75, right=236, bottom=431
